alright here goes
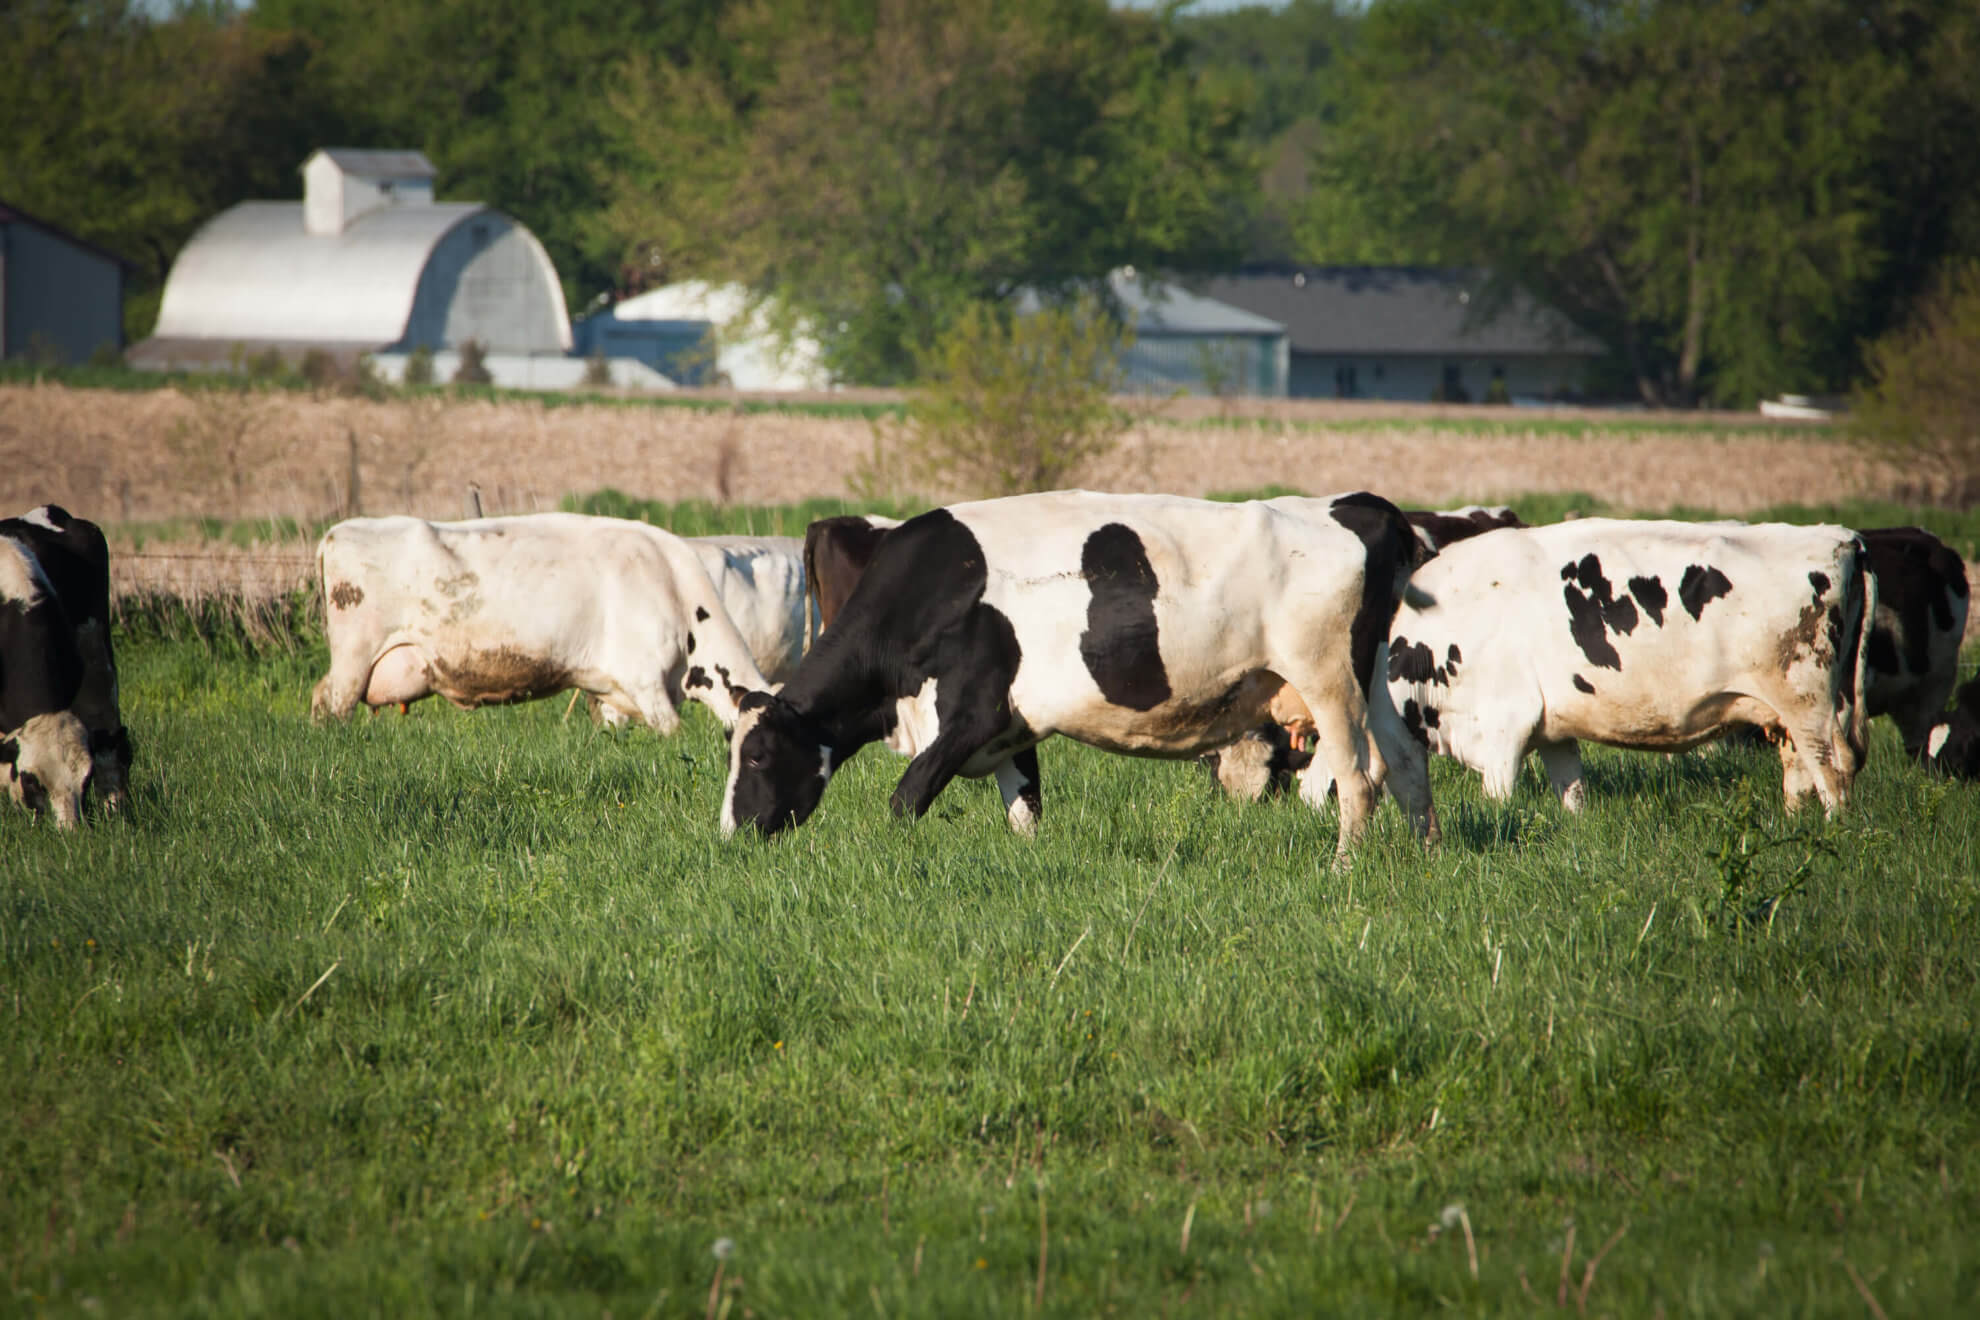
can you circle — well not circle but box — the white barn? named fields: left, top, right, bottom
left=131, top=149, right=575, bottom=382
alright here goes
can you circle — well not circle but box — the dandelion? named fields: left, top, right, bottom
left=711, top=1237, right=735, bottom=1261
left=975, top=1257, right=989, bottom=1270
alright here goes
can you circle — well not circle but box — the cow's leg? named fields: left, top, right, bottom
left=888, top=699, right=1009, bottom=823
left=1780, top=729, right=1853, bottom=816
left=627, top=683, right=683, bottom=737
left=311, top=655, right=373, bottom=722
left=1535, top=739, right=1586, bottom=812
left=1366, top=675, right=1438, bottom=845
left=993, top=747, right=1043, bottom=836
left=1289, top=686, right=1379, bottom=866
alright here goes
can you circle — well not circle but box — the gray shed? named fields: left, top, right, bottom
left=1197, top=267, right=1603, bottom=403
left=0, top=200, right=128, bottom=365
left=132, top=149, right=570, bottom=371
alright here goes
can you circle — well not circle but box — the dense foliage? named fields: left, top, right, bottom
left=3, top=0, right=1976, bottom=398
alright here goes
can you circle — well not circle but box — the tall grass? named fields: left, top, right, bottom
left=3, top=594, right=1976, bottom=1314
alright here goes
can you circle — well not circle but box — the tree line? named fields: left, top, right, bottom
left=4, top=0, right=1975, bottom=406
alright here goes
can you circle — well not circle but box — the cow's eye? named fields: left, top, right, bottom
left=744, top=754, right=767, bottom=770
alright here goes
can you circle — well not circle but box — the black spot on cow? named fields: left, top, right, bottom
left=329, top=580, right=364, bottom=610
left=695, top=606, right=710, bottom=622
left=1421, top=704, right=1440, bottom=727
left=684, top=665, right=709, bottom=692
left=1446, top=644, right=1462, bottom=668
left=1573, top=674, right=1596, bottom=694
left=1079, top=523, right=1171, bottom=711
left=1388, top=638, right=1443, bottom=686
left=1866, top=627, right=1900, bottom=675
left=1678, top=564, right=1733, bottom=620
left=1401, top=698, right=1429, bottom=747
left=1560, top=554, right=1637, bottom=671
left=1808, top=570, right=1830, bottom=599
left=1329, top=493, right=1417, bottom=692
left=686, top=631, right=696, bottom=654
left=1628, top=575, right=1666, bottom=626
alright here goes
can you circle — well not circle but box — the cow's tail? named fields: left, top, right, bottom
left=1842, top=534, right=1876, bottom=767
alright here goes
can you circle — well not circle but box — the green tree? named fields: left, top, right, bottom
left=1323, top=0, right=1905, bottom=406
left=1851, top=261, right=1980, bottom=507
left=250, top=0, right=730, bottom=312
left=594, top=0, right=1254, bottom=384
left=0, top=1, right=330, bottom=339
left=868, top=294, right=1133, bottom=498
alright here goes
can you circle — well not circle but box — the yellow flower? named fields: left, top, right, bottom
left=975, top=1258, right=988, bottom=1270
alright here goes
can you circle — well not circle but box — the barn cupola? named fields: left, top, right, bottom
left=302, top=148, right=437, bottom=237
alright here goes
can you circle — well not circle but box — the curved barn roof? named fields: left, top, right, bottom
left=152, top=200, right=533, bottom=345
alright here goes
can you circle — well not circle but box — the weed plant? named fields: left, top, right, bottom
left=3, top=605, right=1976, bottom=1315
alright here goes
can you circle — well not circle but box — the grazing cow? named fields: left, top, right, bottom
left=1858, top=527, right=1969, bottom=760
left=0, top=505, right=132, bottom=810
left=802, top=514, right=903, bottom=631
left=1924, top=676, right=1980, bottom=778
left=1, top=533, right=93, bottom=828
left=1386, top=518, right=1874, bottom=815
left=311, top=514, right=770, bottom=732
left=722, top=490, right=1438, bottom=863
left=1405, top=505, right=1526, bottom=558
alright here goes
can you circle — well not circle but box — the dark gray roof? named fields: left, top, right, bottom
left=311, top=148, right=437, bottom=180
left=1194, top=266, right=1602, bottom=357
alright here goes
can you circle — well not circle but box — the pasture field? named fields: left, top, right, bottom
left=6, top=569, right=1980, bottom=1317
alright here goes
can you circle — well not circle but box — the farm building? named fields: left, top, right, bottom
left=577, top=270, right=1288, bottom=395
left=573, top=281, right=834, bottom=391
left=130, top=149, right=588, bottom=386
left=1195, top=266, right=1603, bottom=402
left=1101, top=269, right=1288, bottom=397
left=1, top=200, right=129, bottom=365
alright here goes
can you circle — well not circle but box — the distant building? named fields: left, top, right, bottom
left=574, top=282, right=835, bottom=391
left=576, top=270, right=1286, bottom=395
left=1100, top=269, right=1288, bottom=397
left=1195, top=267, right=1604, bottom=402
left=131, top=149, right=575, bottom=384
left=1, top=200, right=129, bottom=365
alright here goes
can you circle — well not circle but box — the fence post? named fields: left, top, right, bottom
left=345, top=430, right=362, bottom=517
left=466, top=483, right=484, bottom=519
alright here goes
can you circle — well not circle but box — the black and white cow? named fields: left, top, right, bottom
left=311, top=514, right=772, bottom=732
left=722, top=490, right=1438, bottom=863
left=1, top=531, right=94, bottom=828
left=1386, top=518, right=1875, bottom=815
left=1858, top=527, right=1969, bottom=760
left=1924, top=676, right=1980, bottom=778
left=803, top=514, right=903, bottom=632
left=0, top=505, right=131, bottom=811
left=1405, top=505, right=1526, bottom=559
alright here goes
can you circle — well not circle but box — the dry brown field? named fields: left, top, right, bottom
left=7, top=381, right=1967, bottom=627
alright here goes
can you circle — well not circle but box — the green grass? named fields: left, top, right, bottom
left=5, top=605, right=1977, bottom=1316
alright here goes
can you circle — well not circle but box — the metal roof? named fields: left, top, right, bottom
left=1109, top=270, right=1284, bottom=337
left=152, top=200, right=496, bottom=344
left=309, top=148, right=436, bottom=180
left=0, top=198, right=137, bottom=269
left=1195, top=266, right=1602, bottom=356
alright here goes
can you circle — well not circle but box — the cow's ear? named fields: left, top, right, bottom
left=737, top=689, right=777, bottom=716
left=0, top=737, right=15, bottom=767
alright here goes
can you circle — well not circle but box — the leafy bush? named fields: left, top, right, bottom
left=298, top=348, right=340, bottom=390
left=1851, top=261, right=1980, bottom=507
left=862, top=295, right=1134, bottom=499
left=403, top=345, right=435, bottom=387
left=452, top=338, right=493, bottom=386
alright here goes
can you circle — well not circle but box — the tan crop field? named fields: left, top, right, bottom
left=8, top=380, right=1973, bottom=633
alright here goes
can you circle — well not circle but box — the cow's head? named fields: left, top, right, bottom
left=1199, top=724, right=1315, bottom=803
left=1925, top=679, right=1980, bottom=780
left=721, top=690, right=835, bottom=837
left=2, top=712, right=93, bottom=829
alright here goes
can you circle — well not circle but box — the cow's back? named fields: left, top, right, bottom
left=1396, top=518, right=1866, bottom=751
left=688, top=535, right=810, bottom=682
